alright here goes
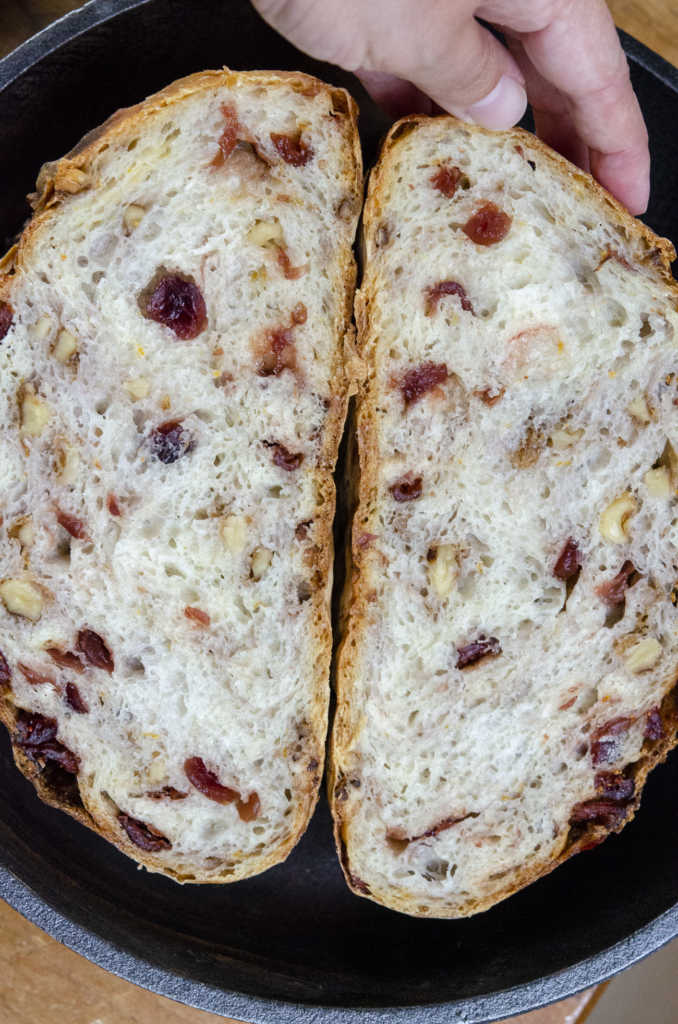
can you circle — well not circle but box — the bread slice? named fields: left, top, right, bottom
left=0, top=69, right=361, bottom=882
left=331, top=115, right=678, bottom=917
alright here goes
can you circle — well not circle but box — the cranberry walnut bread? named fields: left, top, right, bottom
left=332, top=115, right=678, bottom=917
left=0, top=70, right=361, bottom=881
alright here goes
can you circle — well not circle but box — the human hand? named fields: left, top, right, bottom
left=251, top=0, right=649, bottom=214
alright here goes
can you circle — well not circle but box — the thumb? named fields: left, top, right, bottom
left=407, top=19, right=527, bottom=129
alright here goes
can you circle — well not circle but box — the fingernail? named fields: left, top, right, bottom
left=462, top=76, right=527, bottom=130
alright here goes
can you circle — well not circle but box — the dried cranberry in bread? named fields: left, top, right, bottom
left=332, top=116, right=678, bottom=917
left=0, top=69, right=361, bottom=881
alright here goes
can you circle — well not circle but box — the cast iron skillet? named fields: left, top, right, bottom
left=0, top=3, right=677, bottom=1022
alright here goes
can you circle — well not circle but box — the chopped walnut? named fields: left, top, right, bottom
left=510, top=426, right=542, bottom=468
left=221, top=515, right=247, bottom=553
left=53, top=329, right=78, bottom=364
left=123, top=204, right=146, bottom=233
left=427, top=544, right=459, bottom=598
left=599, top=493, right=637, bottom=544
left=251, top=547, right=273, bottom=580
left=0, top=579, right=44, bottom=620
left=20, top=385, right=50, bottom=437
left=54, top=439, right=80, bottom=484
left=123, top=377, right=150, bottom=401
left=624, top=637, right=662, bottom=673
left=8, top=516, right=34, bottom=549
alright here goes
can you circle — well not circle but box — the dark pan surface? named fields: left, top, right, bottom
left=0, top=3, right=677, bottom=1021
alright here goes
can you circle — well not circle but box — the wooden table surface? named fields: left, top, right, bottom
left=0, top=3, right=675, bottom=1024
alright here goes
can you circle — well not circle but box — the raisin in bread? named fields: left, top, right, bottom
left=332, top=116, right=678, bottom=917
left=0, top=69, right=361, bottom=882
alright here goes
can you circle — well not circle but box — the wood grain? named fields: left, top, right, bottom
left=0, top=2, right=675, bottom=1024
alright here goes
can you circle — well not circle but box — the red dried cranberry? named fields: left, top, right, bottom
left=184, top=756, right=238, bottom=804
left=118, top=812, right=171, bottom=851
left=213, top=104, right=240, bottom=164
left=56, top=508, right=88, bottom=540
left=65, top=682, right=88, bottom=714
left=644, top=707, right=665, bottom=741
left=390, top=474, right=423, bottom=502
left=597, top=248, right=634, bottom=272
left=258, top=326, right=295, bottom=377
left=15, top=710, right=57, bottom=747
left=257, top=306, right=306, bottom=376
left=146, top=786, right=188, bottom=800
left=474, top=387, right=505, bottom=406
left=417, top=813, right=472, bottom=841
left=0, top=650, right=10, bottom=691
left=456, top=635, right=502, bottom=669
left=18, top=663, right=55, bottom=686
left=15, top=711, right=80, bottom=773
left=400, top=362, right=448, bottom=407
left=595, top=771, right=634, bottom=802
left=425, top=281, right=474, bottom=317
left=107, top=494, right=122, bottom=517
left=295, top=520, right=312, bottom=540
left=46, top=648, right=84, bottom=673
left=431, top=165, right=462, bottom=197
left=569, top=799, right=627, bottom=828
left=271, top=131, right=313, bottom=166
left=590, top=716, right=633, bottom=766
left=0, top=301, right=13, bottom=340
left=580, top=837, right=606, bottom=853
left=463, top=202, right=511, bottom=245
left=184, top=606, right=210, bottom=626
left=349, top=873, right=371, bottom=895
left=290, top=302, right=307, bottom=325
left=76, top=629, right=114, bottom=673
left=265, top=441, right=304, bottom=471
left=237, top=792, right=261, bottom=821
left=277, top=247, right=307, bottom=280
left=356, top=532, right=377, bottom=549
left=144, top=274, right=207, bottom=340
left=595, top=561, right=637, bottom=605
left=149, top=419, right=195, bottom=464
left=553, top=538, right=582, bottom=582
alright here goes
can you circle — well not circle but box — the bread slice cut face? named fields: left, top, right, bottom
left=332, top=116, right=678, bottom=917
left=0, top=70, right=361, bottom=882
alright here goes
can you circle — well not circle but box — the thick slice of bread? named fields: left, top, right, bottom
left=332, top=116, right=678, bottom=917
left=0, top=69, right=361, bottom=881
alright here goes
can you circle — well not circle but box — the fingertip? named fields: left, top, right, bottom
left=458, top=75, right=528, bottom=130
left=591, top=146, right=651, bottom=216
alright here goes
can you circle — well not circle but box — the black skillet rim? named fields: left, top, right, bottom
left=0, top=3, right=677, bottom=1021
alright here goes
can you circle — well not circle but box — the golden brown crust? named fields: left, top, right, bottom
left=1, top=68, right=362, bottom=884
left=331, top=114, right=678, bottom=917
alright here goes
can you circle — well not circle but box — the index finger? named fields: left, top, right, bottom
left=519, top=0, right=650, bottom=213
